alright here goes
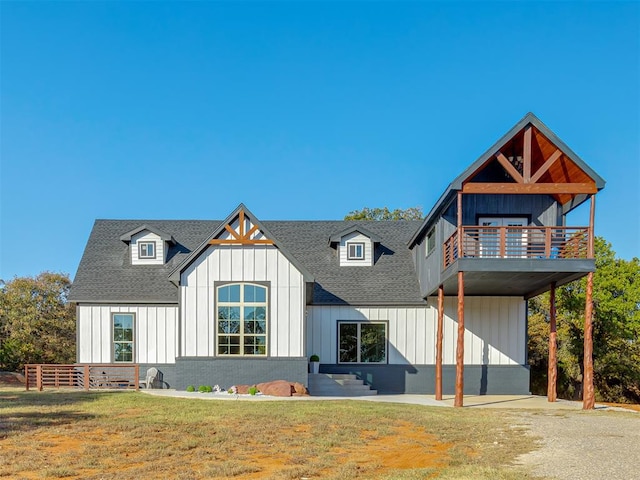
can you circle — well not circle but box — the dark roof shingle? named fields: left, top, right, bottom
left=69, top=219, right=425, bottom=305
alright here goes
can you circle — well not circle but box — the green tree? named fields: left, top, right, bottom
left=0, top=272, right=76, bottom=371
left=344, top=206, right=424, bottom=221
left=528, top=238, right=640, bottom=403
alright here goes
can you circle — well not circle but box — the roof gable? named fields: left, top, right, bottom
left=168, top=204, right=314, bottom=283
left=328, top=225, right=382, bottom=245
left=456, top=112, right=605, bottom=203
left=120, top=224, right=175, bottom=243
left=409, top=112, right=606, bottom=247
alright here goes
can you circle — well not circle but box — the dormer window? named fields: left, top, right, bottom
left=329, top=226, right=380, bottom=267
left=347, top=242, right=365, bottom=260
left=120, top=224, right=175, bottom=265
left=139, top=241, right=156, bottom=259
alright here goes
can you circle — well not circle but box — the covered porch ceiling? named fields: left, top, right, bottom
left=438, top=258, right=595, bottom=299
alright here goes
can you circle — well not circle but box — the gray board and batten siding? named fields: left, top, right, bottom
left=415, top=193, right=561, bottom=297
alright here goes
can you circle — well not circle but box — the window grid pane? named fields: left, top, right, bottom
left=216, top=283, right=268, bottom=356
left=113, top=314, right=134, bottom=363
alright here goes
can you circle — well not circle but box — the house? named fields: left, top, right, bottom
left=68, top=113, right=605, bottom=405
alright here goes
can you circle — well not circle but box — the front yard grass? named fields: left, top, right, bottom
left=0, top=388, right=539, bottom=479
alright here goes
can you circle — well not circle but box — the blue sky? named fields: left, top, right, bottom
left=1, top=1, right=638, bottom=280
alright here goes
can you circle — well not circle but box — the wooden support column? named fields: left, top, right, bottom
left=454, top=271, right=465, bottom=407
left=456, top=191, right=463, bottom=259
left=547, top=282, right=557, bottom=402
left=583, top=194, right=596, bottom=410
left=435, top=285, right=444, bottom=400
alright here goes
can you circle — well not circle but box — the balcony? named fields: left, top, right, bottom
left=440, top=226, right=593, bottom=298
left=444, top=226, right=590, bottom=268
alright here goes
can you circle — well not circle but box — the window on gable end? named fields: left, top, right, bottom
left=217, top=283, right=268, bottom=356
left=139, top=241, right=156, bottom=259
left=347, top=242, right=365, bottom=260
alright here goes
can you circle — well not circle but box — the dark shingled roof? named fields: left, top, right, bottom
left=69, top=219, right=425, bottom=306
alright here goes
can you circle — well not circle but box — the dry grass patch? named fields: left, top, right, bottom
left=0, top=387, right=539, bottom=479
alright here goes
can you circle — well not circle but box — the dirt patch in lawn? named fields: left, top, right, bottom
left=0, top=420, right=451, bottom=479
left=350, top=421, right=451, bottom=471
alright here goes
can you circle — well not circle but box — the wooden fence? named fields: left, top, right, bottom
left=24, top=364, right=140, bottom=391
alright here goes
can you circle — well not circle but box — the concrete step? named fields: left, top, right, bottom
left=325, top=373, right=358, bottom=380
left=335, top=378, right=364, bottom=386
left=307, top=373, right=377, bottom=397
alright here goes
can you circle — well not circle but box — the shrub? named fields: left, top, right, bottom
left=198, top=385, right=213, bottom=393
left=310, top=354, right=320, bottom=362
left=186, top=385, right=195, bottom=392
left=248, top=386, right=258, bottom=395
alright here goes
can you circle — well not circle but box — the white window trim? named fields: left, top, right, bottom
left=138, top=241, right=156, bottom=259
left=112, top=313, right=135, bottom=363
left=346, top=242, right=365, bottom=260
left=216, top=283, right=268, bottom=357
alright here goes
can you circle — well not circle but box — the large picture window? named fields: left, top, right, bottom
left=338, top=322, right=387, bottom=363
left=113, top=313, right=134, bottom=362
left=217, top=283, right=268, bottom=356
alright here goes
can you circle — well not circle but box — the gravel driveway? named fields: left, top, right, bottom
left=514, top=409, right=640, bottom=479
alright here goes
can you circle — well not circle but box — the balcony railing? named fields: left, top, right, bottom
left=24, top=364, right=140, bottom=391
left=443, top=226, right=590, bottom=269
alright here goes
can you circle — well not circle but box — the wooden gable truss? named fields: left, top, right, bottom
left=209, top=209, right=274, bottom=245
left=462, top=124, right=598, bottom=204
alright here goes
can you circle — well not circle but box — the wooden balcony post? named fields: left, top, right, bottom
left=454, top=271, right=465, bottom=407
left=435, top=286, right=444, bottom=400
left=588, top=194, right=595, bottom=258
left=36, top=365, right=42, bottom=391
left=545, top=228, right=552, bottom=258
left=499, top=227, right=506, bottom=257
left=547, top=282, right=557, bottom=402
left=457, top=191, right=463, bottom=260
left=84, top=365, right=90, bottom=391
